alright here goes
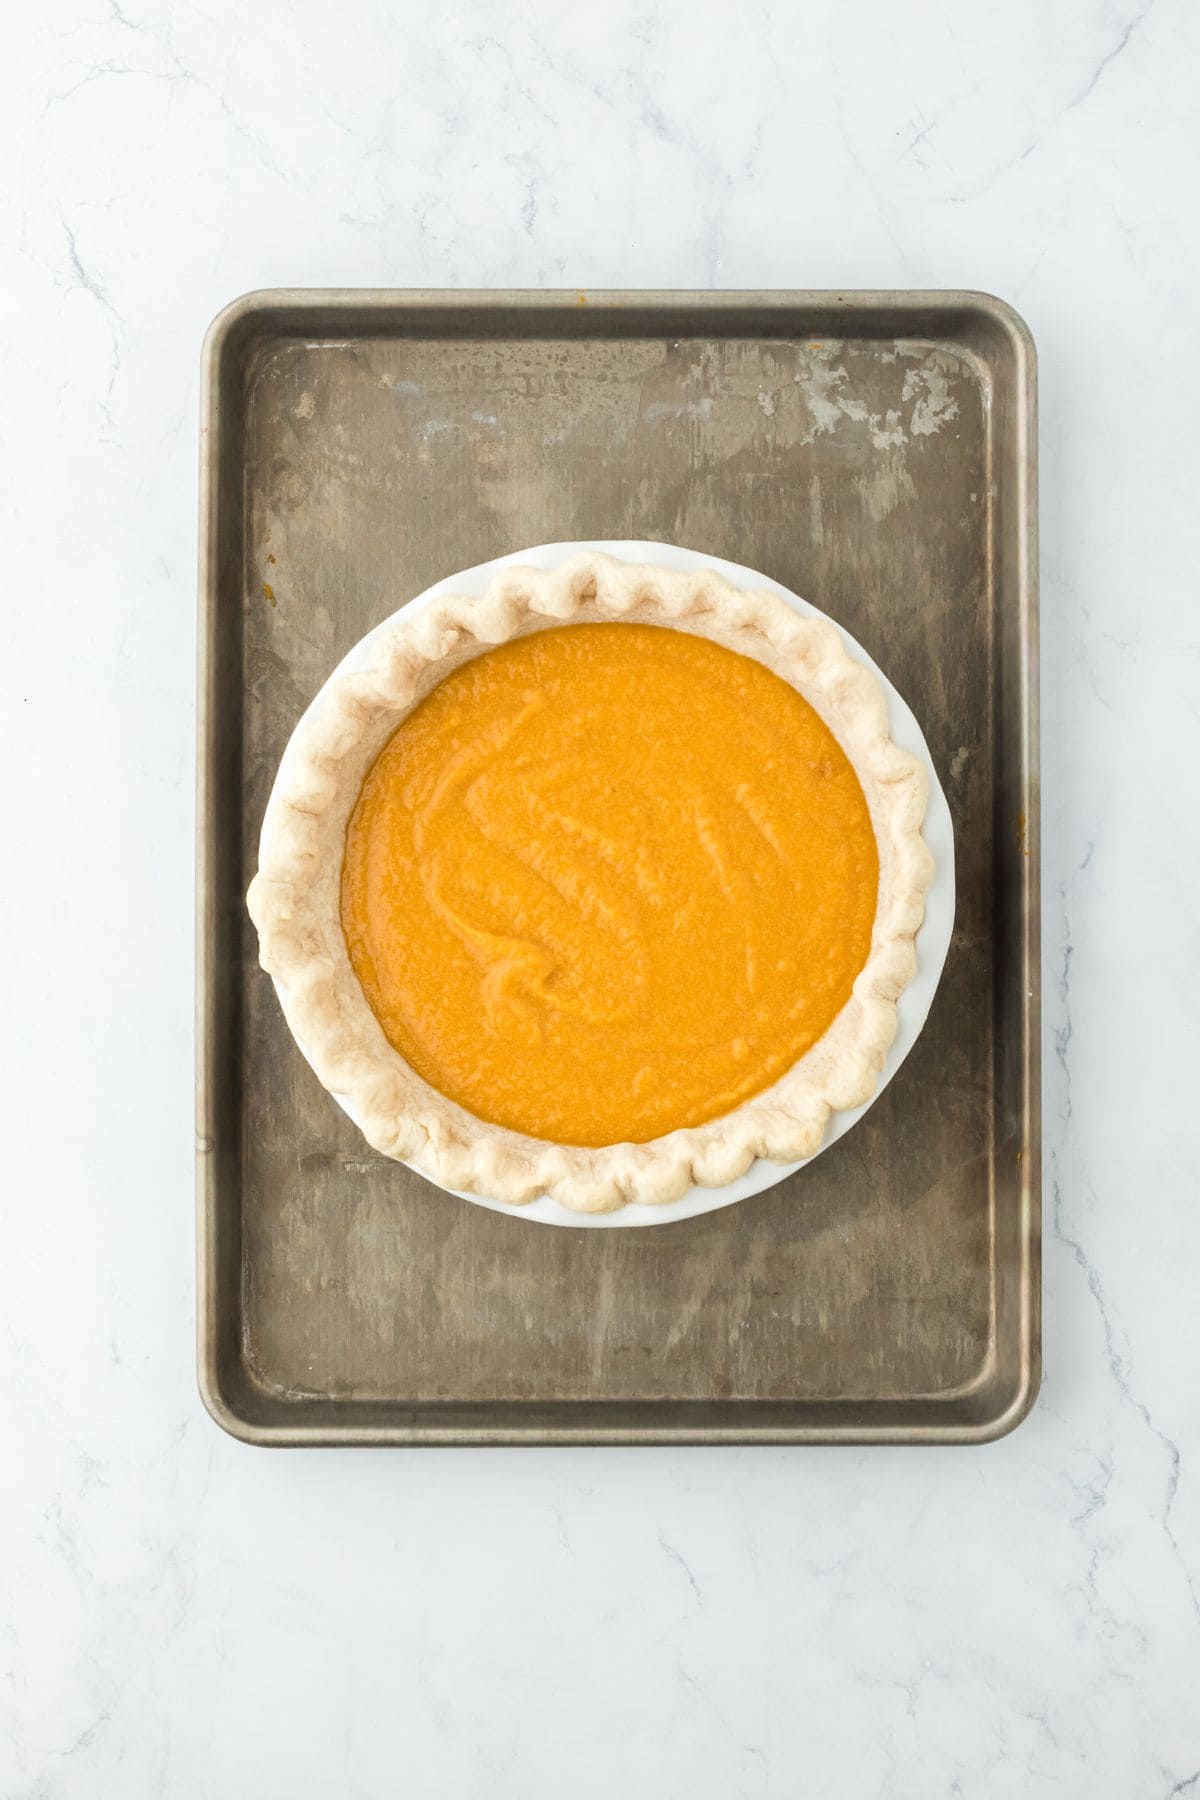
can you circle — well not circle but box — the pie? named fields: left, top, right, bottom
left=248, top=552, right=933, bottom=1213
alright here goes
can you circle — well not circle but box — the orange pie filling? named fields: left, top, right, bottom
left=341, top=623, right=879, bottom=1149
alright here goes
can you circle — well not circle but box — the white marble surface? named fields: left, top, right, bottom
left=2, top=0, right=1198, bottom=1792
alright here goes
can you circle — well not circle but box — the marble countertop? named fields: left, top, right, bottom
left=3, top=0, right=1198, bottom=1793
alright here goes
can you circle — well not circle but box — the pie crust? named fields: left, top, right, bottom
left=247, top=552, right=934, bottom=1213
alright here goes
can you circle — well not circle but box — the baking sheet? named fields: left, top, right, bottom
left=197, top=289, right=1040, bottom=1443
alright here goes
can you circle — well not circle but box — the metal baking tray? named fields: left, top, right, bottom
left=197, top=289, right=1039, bottom=1445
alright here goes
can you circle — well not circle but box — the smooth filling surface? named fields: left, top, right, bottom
left=341, top=622, right=879, bottom=1147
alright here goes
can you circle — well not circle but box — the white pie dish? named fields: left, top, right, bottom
left=261, top=540, right=956, bottom=1229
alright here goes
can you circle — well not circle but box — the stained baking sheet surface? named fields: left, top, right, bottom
left=197, top=290, right=1039, bottom=1444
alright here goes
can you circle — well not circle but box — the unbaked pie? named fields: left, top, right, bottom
left=248, top=552, right=933, bottom=1213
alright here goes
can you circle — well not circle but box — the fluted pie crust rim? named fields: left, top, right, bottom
left=247, top=553, right=934, bottom=1213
